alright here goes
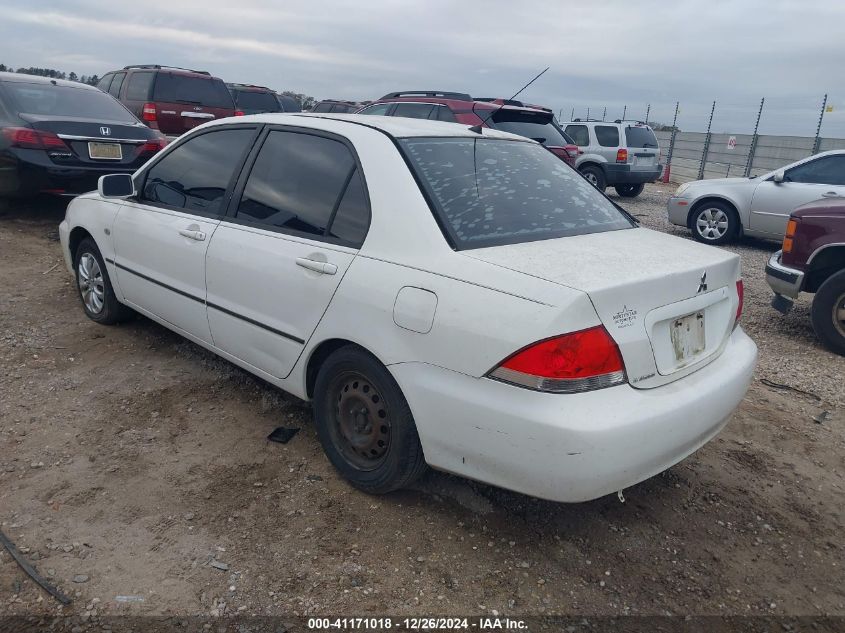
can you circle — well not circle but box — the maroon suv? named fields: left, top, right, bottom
left=766, top=198, right=845, bottom=355
left=356, top=91, right=580, bottom=167
left=97, top=65, right=239, bottom=136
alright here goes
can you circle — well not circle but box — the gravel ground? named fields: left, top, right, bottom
left=1, top=187, right=843, bottom=623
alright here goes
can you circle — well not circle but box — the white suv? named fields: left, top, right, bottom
left=562, top=119, right=662, bottom=197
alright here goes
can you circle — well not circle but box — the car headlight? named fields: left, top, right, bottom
left=674, top=182, right=692, bottom=197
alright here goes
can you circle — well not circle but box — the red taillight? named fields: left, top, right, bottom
left=234, top=110, right=245, bottom=117
left=735, top=280, right=744, bottom=327
left=2, top=127, right=67, bottom=150
left=142, top=103, right=157, bottom=121
left=616, top=148, right=628, bottom=163
left=140, top=137, right=167, bottom=153
left=489, top=326, right=627, bottom=393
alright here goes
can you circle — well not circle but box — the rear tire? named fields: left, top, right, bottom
left=580, top=165, right=606, bottom=190
left=313, top=346, right=427, bottom=494
left=811, top=270, right=845, bottom=356
left=73, top=237, right=132, bottom=325
left=690, top=201, right=739, bottom=245
left=615, top=183, right=645, bottom=198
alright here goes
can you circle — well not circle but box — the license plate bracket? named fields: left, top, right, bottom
left=670, top=311, right=706, bottom=363
left=88, top=142, right=122, bottom=160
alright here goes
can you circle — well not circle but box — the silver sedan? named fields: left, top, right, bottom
left=667, top=150, right=845, bottom=245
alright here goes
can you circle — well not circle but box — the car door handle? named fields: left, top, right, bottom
left=822, top=191, right=840, bottom=198
left=296, top=257, right=337, bottom=275
left=178, top=229, right=206, bottom=241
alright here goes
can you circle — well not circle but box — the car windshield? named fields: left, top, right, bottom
left=4, top=82, right=137, bottom=122
left=489, top=111, right=573, bottom=146
left=625, top=126, right=658, bottom=148
left=233, top=90, right=280, bottom=113
left=399, top=137, right=634, bottom=249
left=153, top=74, right=234, bottom=108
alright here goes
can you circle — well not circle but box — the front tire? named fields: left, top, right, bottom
left=313, top=346, right=427, bottom=494
left=690, top=201, right=739, bottom=245
left=580, top=165, right=606, bottom=190
left=73, top=237, right=132, bottom=324
left=615, top=183, right=644, bottom=198
left=811, top=270, right=845, bottom=356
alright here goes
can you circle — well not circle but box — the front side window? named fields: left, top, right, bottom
left=358, top=103, right=391, bottom=116
left=399, top=137, right=634, bottom=249
left=594, top=125, right=620, bottom=147
left=311, top=102, right=332, bottom=113
left=108, top=72, right=126, bottom=98
left=97, top=74, right=114, bottom=92
left=786, top=155, right=845, bottom=185
left=141, top=128, right=255, bottom=215
left=236, top=130, right=369, bottom=245
left=391, top=103, right=435, bottom=120
left=564, top=124, right=590, bottom=146
left=433, top=106, right=456, bottom=122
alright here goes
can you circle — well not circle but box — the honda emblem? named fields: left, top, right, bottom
left=99, top=126, right=111, bottom=136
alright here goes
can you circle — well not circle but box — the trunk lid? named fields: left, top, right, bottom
left=463, top=228, right=742, bottom=389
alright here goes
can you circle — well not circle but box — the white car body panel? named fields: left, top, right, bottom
left=59, top=113, right=758, bottom=503
left=668, top=150, right=845, bottom=240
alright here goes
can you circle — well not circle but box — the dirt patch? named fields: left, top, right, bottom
left=1, top=190, right=844, bottom=619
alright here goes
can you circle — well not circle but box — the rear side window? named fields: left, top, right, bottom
left=125, top=72, right=154, bottom=101
left=564, top=124, right=590, bottom=146
left=625, top=126, right=658, bottom=148
left=141, top=128, right=255, bottom=215
left=311, top=102, right=332, bottom=113
left=236, top=130, right=369, bottom=244
left=392, top=103, right=435, bottom=120
left=107, top=72, right=126, bottom=98
left=594, top=125, right=620, bottom=147
left=331, top=104, right=357, bottom=113
left=399, top=137, right=633, bottom=249
left=153, top=74, right=234, bottom=109
left=433, top=106, right=456, bottom=122
left=358, top=103, right=391, bottom=116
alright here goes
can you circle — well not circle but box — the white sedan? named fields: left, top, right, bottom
left=59, top=114, right=757, bottom=503
left=668, top=150, right=845, bottom=245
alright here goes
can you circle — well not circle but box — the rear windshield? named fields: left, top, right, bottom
left=233, top=89, right=281, bottom=113
left=624, top=125, right=658, bottom=148
left=153, top=74, right=234, bottom=109
left=399, top=137, right=633, bottom=249
left=489, top=111, right=573, bottom=147
left=3, top=82, right=136, bottom=122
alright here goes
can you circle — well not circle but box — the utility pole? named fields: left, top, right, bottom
left=698, top=100, right=716, bottom=180
left=744, top=97, right=765, bottom=177
left=812, top=93, right=828, bottom=154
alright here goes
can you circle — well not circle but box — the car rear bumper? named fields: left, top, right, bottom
left=604, top=163, right=663, bottom=185
left=765, top=250, right=804, bottom=301
left=2, top=150, right=138, bottom=196
left=667, top=195, right=692, bottom=227
left=390, top=328, right=756, bottom=503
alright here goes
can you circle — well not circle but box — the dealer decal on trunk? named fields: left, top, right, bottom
left=612, top=305, right=638, bottom=328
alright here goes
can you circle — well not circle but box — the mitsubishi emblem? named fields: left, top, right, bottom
left=697, top=271, right=708, bottom=293
left=99, top=126, right=111, bottom=136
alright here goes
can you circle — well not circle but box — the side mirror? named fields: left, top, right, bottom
left=98, top=174, right=135, bottom=199
left=772, top=170, right=785, bottom=184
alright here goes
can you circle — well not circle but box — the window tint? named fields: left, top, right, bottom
left=786, top=155, right=845, bottom=185
left=311, top=102, right=332, bottom=113
left=233, top=90, right=280, bottom=113
left=153, top=74, right=234, bottom=109
left=564, top=124, right=590, bottom=146
left=492, top=111, right=571, bottom=146
left=5, top=83, right=136, bottom=122
left=399, top=137, right=633, bottom=249
left=625, top=126, right=658, bottom=148
left=331, top=104, right=358, bottom=113
left=358, top=103, right=391, bottom=116
left=594, top=125, right=620, bottom=147
left=391, top=103, right=435, bottom=120
left=97, top=74, right=113, bottom=92
left=107, top=72, right=126, bottom=98
left=142, top=128, right=254, bottom=215
left=236, top=131, right=357, bottom=238
left=328, top=168, right=370, bottom=245
left=433, top=106, right=456, bottom=122
left=125, top=72, right=153, bottom=101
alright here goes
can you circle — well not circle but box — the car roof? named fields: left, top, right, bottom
left=210, top=112, right=530, bottom=141
left=0, top=71, right=101, bottom=90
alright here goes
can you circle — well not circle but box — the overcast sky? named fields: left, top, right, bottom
left=2, top=0, right=844, bottom=135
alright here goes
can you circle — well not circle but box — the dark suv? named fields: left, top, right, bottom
left=228, top=84, right=289, bottom=115
left=98, top=65, right=238, bottom=136
left=356, top=92, right=580, bottom=167
left=767, top=198, right=845, bottom=355
left=311, top=100, right=365, bottom=114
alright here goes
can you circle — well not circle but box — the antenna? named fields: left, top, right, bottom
left=468, top=66, right=550, bottom=134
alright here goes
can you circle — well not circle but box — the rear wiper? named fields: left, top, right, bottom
left=640, top=142, right=656, bottom=148
left=531, top=137, right=547, bottom=144
left=173, top=99, right=202, bottom=105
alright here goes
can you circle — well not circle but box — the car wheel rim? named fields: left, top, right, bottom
left=331, top=371, right=390, bottom=471
left=584, top=172, right=598, bottom=186
left=695, top=208, right=729, bottom=240
left=833, top=292, right=845, bottom=338
left=78, top=253, right=105, bottom=314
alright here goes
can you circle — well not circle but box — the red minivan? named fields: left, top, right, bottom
left=97, top=65, right=239, bottom=136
